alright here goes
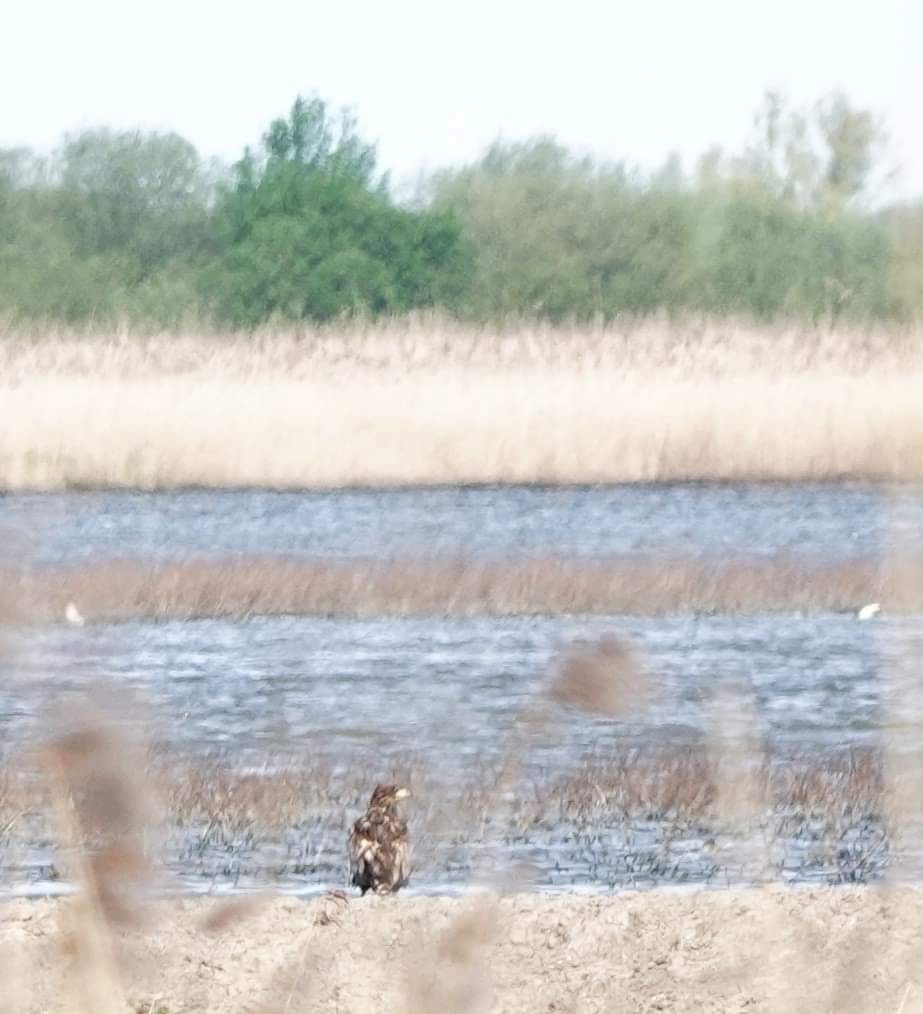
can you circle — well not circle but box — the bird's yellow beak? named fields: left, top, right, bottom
left=395, top=787, right=410, bottom=800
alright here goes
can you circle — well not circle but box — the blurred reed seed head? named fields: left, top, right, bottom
left=405, top=897, right=497, bottom=1014
left=0, top=525, right=28, bottom=656
left=43, top=712, right=160, bottom=926
left=547, top=635, right=648, bottom=719
left=199, top=894, right=271, bottom=934
left=707, top=678, right=768, bottom=830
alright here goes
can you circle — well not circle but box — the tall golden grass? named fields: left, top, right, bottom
left=9, top=552, right=916, bottom=621
left=3, top=318, right=923, bottom=489
left=5, top=315, right=923, bottom=377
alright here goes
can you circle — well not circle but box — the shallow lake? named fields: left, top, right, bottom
left=1, top=483, right=921, bottom=894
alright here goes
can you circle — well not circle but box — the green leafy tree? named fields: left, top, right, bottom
left=0, top=133, right=210, bottom=326
left=432, top=91, right=897, bottom=324
left=58, top=128, right=209, bottom=276
left=816, top=93, right=885, bottom=209
left=206, top=96, right=471, bottom=324
left=737, top=90, right=886, bottom=212
left=700, top=186, right=892, bottom=322
left=430, top=138, right=697, bottom=319
left=0, top=90, right=912, bottom=329
left=885, top=199, right=923, bottom=318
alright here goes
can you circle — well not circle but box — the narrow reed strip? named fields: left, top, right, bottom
left=6, top=552, right=913, bottom=622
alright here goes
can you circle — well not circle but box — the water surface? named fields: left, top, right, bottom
left=4, top=483, right=921, bottom=564
left=1, top=481, right=921, bottom=893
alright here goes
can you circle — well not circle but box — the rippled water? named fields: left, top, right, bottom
left=4, top=610, right=918, bottom=892
left=3, top=482, right=922, bottom=563
left=5, top=612, right=902, bottom=760
left=1, top=483, right=921, bottom=893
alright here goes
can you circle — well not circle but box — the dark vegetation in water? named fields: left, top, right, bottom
left=1, top=90, right=919, bottom=328
left=0, top=549, right=911, bottom=901
left=0, top=745, right=892, bottom=891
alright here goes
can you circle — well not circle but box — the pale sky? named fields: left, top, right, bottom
left=4, top=0, right=921, bottom=199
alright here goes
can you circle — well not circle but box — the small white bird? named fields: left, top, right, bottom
left=857, top=603, right=881, bottom=621
left=65, top=602, right=85, bottom=627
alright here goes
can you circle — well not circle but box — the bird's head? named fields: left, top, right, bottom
left=368, top=784, right=410, bottom=810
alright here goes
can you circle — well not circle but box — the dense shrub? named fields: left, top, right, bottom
left=204, top=98, right=472, bottom=324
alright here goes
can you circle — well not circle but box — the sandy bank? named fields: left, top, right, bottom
left=3, top=886, right=922, bottom=1012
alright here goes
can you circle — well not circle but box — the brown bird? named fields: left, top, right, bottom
left=348, top=784, right=411, bottom=895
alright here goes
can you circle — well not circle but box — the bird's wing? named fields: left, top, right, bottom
left=377, top=816, right=411, bottom=889
left=349, top=816, right=380, bottom=879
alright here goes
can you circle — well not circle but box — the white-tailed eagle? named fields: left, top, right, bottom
left=348, top=784, right=411, bottom=895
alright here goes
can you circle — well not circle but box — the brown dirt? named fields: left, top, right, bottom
left=3, top=887, right=923, bottom=1013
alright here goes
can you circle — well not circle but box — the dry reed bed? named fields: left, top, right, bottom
left=5, top=316, right=923, bottom=378
left=154, top=748, right=884, bottom=833
left=0, top=749, right=890, bottom=832
left=3, top=320, right=923, bottom=489
left=4, top=371, right=922, bottom=490
left=7, top=553, right=917, bottom=621
left=0, top=748, right=890, bottom=890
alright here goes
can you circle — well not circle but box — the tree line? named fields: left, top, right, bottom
left=1, top=92, right=920, bottom=328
